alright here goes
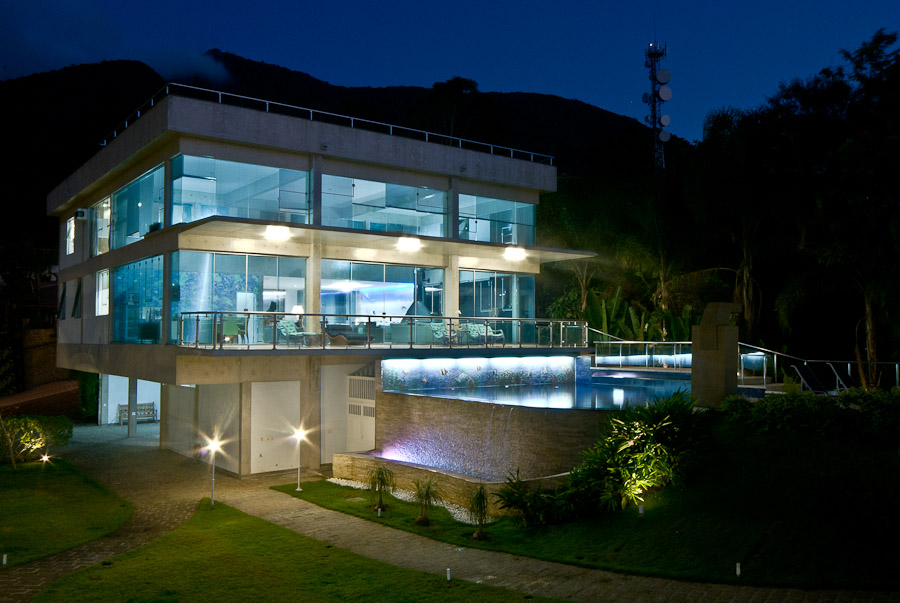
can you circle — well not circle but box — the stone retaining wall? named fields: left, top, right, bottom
left=333, top=452, right=568, bottom=516
left=375, top=391, right=611, bottom=481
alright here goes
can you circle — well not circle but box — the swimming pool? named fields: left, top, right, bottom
left=392, top=380, right=691, bottom=409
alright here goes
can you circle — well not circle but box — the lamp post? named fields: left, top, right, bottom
left=207, top=436, right=222, bottom=506
left=292, top=427, right=307, bottom=491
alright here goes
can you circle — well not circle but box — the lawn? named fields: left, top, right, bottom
left=34, top=501, right=557, bottom=603
left=0, top=459, right=132, bottom=567
left=275, top=418, right=900, bottom=589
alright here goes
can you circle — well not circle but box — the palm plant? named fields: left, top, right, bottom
left=468, top=484, right=490, bottom=540
left=413, top=478, right=440, bottom=525
left=367, top=464, right=394, bottom=512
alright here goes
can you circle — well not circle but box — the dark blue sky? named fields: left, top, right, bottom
left=2, top=0, right=896, bottom=142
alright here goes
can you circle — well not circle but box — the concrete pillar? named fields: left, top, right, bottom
left=127, top=378, right=138, bottom=437
left=302, top=357, right=322, bottom=470
left=449, top=176, right=459, bottom=240
left=306, top=242, right=322, bottom=334
left=310, top=155, right=323, bottom=227
left=239, top=382, right=252, bottom=476
left=690, top=302, right=742, bottom=408
left=445, top=255, right=460, bottom=319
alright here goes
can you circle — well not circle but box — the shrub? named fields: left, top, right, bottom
left=0, top=415, right=73, bottom=464
left=412, top=478, right=440, bottom=526
left=494, top=469, right=561, bottom=526
left=468, top=484, right=490, bottom=540
left=366, top=464, right=394, bottom=512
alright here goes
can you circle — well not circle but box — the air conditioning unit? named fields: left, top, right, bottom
left=75, top=208, right=89, bottom=221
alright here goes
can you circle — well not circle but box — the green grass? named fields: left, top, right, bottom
left=34, top=501, right=557, bottom=603
left=277, top=420, right=900, bottom=589
left=0, top=459, right=132, bottom=567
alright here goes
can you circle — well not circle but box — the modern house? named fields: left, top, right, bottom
left=48, top=84, right=592, bottom=477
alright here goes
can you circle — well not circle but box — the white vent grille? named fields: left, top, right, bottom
left=348, top=403, right=375, bottom=418
left=348, top=376, right=375, bottom=401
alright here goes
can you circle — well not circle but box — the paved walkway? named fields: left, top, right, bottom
left=2, top=424, right=898, bottom=602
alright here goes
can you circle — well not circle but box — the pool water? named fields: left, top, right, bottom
left=397, top=381, right=691, bottom=409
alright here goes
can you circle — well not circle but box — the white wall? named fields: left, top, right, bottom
left=250, top=381, right=301, bottom=473
left=320, top=364, right=365, bottom=464
left=164, top=384, right=196, bottom=458
left=197, top=384, right=240, bottom=474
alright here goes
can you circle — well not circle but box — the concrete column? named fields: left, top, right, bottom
left=449, top=176, right=460, bottom=240
left=163, top=157, right=174, bottom=227
left=305, top=242, right=322, bottom=333
left=690, top=302, right=742, bottom=408
left=127, top=378, right=138, bottom=437
left=302, top=357, right=322, bottom=470
left=310, top=155, right=323, bottom=227
left=239, top=382, right=252, bottom=476
left=445, top=255, right=460, bottom=318
left=159, top=384, right=168, bottom=450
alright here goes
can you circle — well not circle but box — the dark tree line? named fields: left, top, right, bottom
left=541, top=30, right=900, bottom=385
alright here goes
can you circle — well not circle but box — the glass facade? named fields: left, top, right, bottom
left=113, top=256, right=163, bottom=343
left=111, top=166, right=165, bottom=249
left=322, top=175, right=447, bottom=237
left=171, top=155, right=310, bottom=226
left=90, top=197, right=110, bottom=256
left=169, top=251, right=306, bottom=342
left=458, top=195, right=535, bottom=245
left=320, top=260, right=444, bottom=323
left=458, top=270, right=535, bottom=319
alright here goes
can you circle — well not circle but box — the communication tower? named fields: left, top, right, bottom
left=643, top=41, right=672, bottom=168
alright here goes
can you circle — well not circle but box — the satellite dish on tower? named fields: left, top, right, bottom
left=660, top=114, right=671, bottom=127
left=658, top=86, right=672, bottom=102
left=656, top=69, right=671, bottom=84
left=659, top=131, right=671, bottom=142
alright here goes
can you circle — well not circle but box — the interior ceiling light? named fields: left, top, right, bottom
left=265, top=225, right=291, bottom=241
left=504, top=247, right=526, bottom=261
left=397, top=237, right=421, bottom=251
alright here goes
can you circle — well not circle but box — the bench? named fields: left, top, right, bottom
left=117, top=402, right=158, bottom=425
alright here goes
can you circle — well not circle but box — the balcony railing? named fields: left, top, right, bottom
left=101, top=83, right=555, bottom=165
left=594, top=340, right=692, bottom=370
left=176, top=312, right=587, bottom=351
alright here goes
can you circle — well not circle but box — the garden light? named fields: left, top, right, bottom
left=207, top=436, right=222, bottom=506
left=292, top=426, right=307, bottom=491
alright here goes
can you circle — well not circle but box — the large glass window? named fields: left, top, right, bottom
left=111, top=166, right=165, bottom=249
left=171, top=155, right=310, bottom=226
left=169, top=251, right=306, bottom=343
left=458, top=271, right=534, bottom=319
left=458, top=195, right=535, bottom=245
left=113, top=256, right=163, bottom=343
left=322, top=175, right=447, bottom=237
left=96, top=269, right=110, bottom=316
left=320, top=260, right=443, bottom=323
left=90, top=197, right=110, bottom=256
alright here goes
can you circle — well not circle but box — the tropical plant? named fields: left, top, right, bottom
left=494, top=469, right=559, bottom=526
left=412, top=477, right=440, bottom=526
left=468, top=484, right=490, bottom=540
left=366, top=464, right=394, bottom=512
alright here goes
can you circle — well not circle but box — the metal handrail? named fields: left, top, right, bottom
left=100, top=83, right=555, bottom=165
left=176, top=312, right=587, bottom=350
left=593, top=339, right=693, bottom=370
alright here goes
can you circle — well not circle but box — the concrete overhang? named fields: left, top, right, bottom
left=177, top=217, right=595, bottom=268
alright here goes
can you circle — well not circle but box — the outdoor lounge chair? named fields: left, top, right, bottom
left=461, top=322, right=505, bottom=344
left=791, top=364, right=835, bottom=395
left=323, top=324, right=371, bottom=346
left=827, top=362, right=853, bottom=392
left=277, top=319, right=304, bottom=345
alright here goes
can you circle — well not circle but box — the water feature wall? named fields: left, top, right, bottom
left=375, top=390, right=610, bottom=481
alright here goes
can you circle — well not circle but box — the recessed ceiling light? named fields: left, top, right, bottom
left=397, top=237, right=421, bottom=251
left=265, top=225, right=291, bottom=241
left=504, top=247, right=526, bottom=261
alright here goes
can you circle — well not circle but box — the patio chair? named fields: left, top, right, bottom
left=277, top=319, right=304, bottom=346
left=463, top=322, right=505, bottom=344
left=429, top=321, right=451, bottom=345
left=791, top=364, right=834, bottom=395
left=827, top=363, right=853, bottom=392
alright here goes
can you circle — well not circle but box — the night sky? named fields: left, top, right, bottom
left=2, top=0, right=897, bottom=142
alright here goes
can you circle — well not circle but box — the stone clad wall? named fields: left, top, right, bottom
left=375, top=391, right=610, bottom=481
left=333, top=452, right=568, bottom=516
left=23, top=329, right=71, bottom=389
